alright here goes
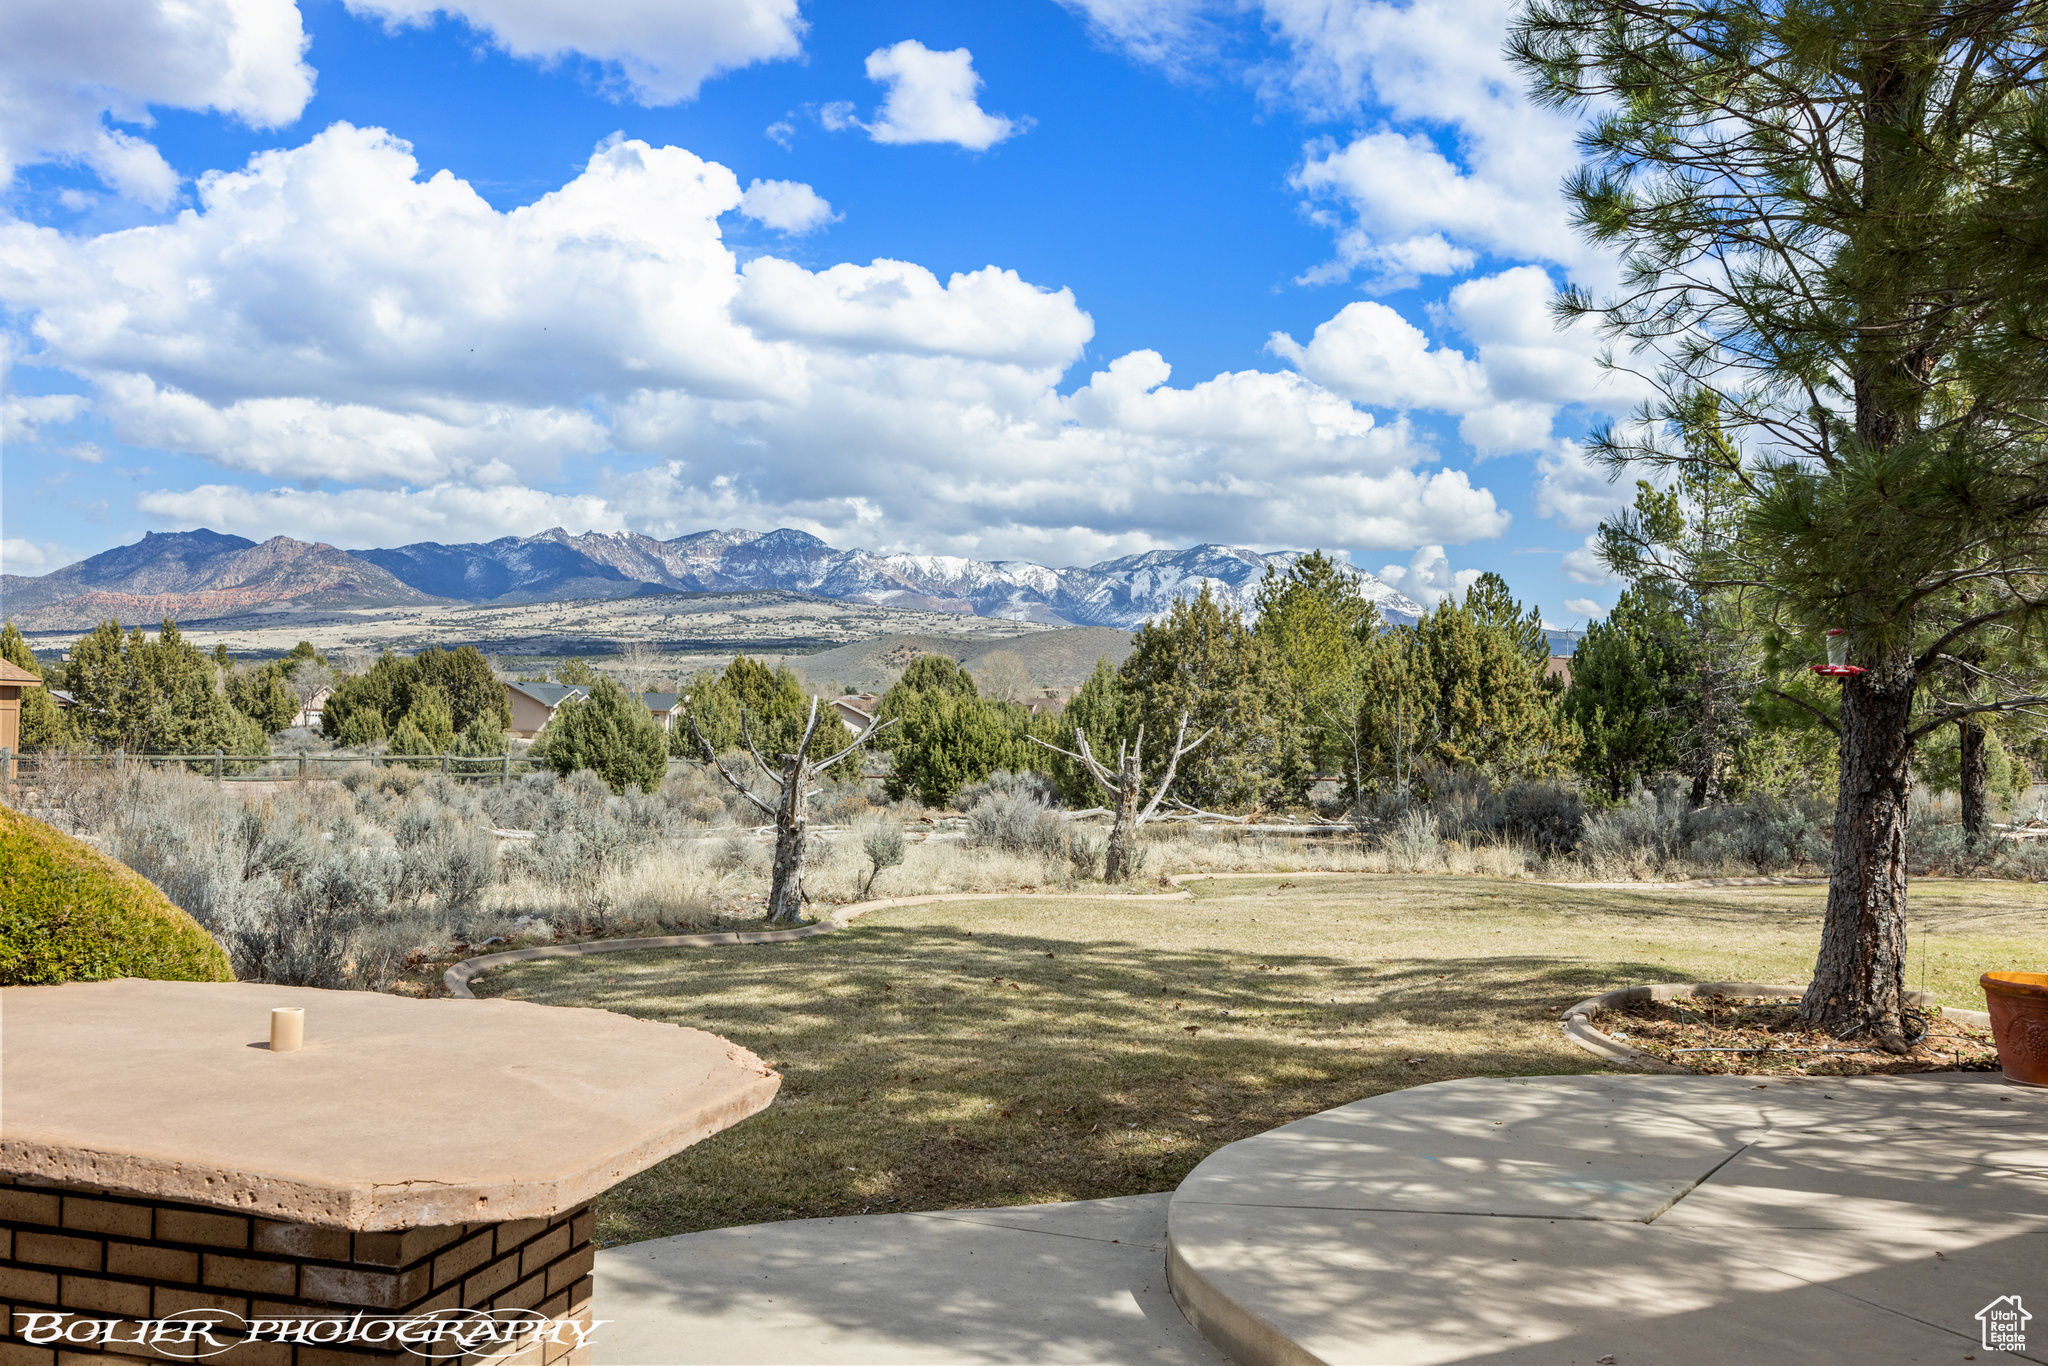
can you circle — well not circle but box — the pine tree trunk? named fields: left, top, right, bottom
left=1103, top=756, right=1141, bottom=883
left=1689, top=665, right=1717, bottom=807
left=1958, top=719, right=1988, bottom=840
left=1796, top=648, right=1915, bottom=1049
left=767, top=755, right=808, bottom=926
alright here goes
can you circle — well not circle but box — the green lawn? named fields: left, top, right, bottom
left=474, top=873, right=2048, bottom=1245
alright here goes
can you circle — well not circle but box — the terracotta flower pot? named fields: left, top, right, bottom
left=1981, top=972, right=2048, bottom=1088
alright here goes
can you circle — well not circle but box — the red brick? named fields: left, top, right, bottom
left=0, top=1192, right=60, bottom=1227
left=151, top=1287, right=245, bottom=1319
left=491, top=1221, right=546, bottom=1258
left=105, top=1242, right=199, bottom=1284
left=58, top=1277, right=148, bottom=1318
left=152, top=1210, right=247, bottom=1251
left=430, top=1231, right=494, bottom=1290
left=516, top=1225, right=570, bottom=1281
left=0, top=1269, right=59, bottom=1304
left=567, top=1210, right=593, bottom=1249
left=568, top=1276, right=592, bottom=1312
left=200, top=1254, right=295, bottom=1296
left=0, top=1341, right=53, bottom=1366
left=297, top=1262, right=428, bottom=1310
left=250, top=1221, right=349, bottom=1261
left=538, top=1290, right=569, bottom=1321
left=58, top=1200, right=149, bottom=1242
left=459, top=1255, right=518, bottom=1309
left=1, top=1226, right=12, bottom=1258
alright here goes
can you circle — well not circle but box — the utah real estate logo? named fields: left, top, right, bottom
left=1978, top=1295, right=2030, bottom=1354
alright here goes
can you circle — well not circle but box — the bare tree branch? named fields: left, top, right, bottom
left=685, top=708, right=777, bottom=817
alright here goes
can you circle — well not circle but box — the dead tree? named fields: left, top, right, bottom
left=686, top=698, right=894, bottom=926
left=1031, top=714, right=1210, bottom=882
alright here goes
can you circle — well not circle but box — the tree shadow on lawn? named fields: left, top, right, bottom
left=484, top=921, right=1677, bottom=1242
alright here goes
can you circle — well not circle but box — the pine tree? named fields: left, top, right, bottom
left=542, top=676, right=668, bottom=793
left=1254, top=552, right=1383, bottom=795
left=1512, top=0, right=2048, bottom=1044
left=1563, top=589, right=1696, bottom=801
left=1120, top=585, right=1291, bottom=811
left=879, top=656, right=1020, bottom=806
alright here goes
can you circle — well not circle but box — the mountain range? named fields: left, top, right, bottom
left=2, top=526, right=1427, bottom=634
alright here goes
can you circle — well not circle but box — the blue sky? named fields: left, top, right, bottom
left=1, top=0, right=1641, bottom=623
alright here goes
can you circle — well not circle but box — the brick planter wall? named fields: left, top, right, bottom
left=0, top=1177, right=594, bottom=1366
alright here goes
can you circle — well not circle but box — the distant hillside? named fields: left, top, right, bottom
left=8, top=526, right=1430, bottom=638
left=788, top=627, right=1138, bottom=691
left=0, top=530, right=445, bottom=632
left=346, top=527, right=1429, bottom=629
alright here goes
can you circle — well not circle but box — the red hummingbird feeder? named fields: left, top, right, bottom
left=1811, top=628, right=1866, bottom=677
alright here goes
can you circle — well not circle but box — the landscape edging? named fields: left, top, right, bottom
left=1562, top=982, right=1994, bottom=1070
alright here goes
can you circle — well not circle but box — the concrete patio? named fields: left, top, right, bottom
left=596, top=1074, right=2045, bottom=1365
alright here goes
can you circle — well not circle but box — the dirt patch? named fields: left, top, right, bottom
left=1595, top=994, right=2001, bottom=1077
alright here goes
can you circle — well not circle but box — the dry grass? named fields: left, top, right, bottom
left=473, top=872, right=2048, bottom=1246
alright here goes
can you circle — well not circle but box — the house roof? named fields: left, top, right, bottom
left=0, top=660, right=43, bottom=685
left=506, top=680, right=589, bottom=708
left=641, top=692, right=682, bottom=712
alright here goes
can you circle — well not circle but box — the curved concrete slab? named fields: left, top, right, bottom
left=593, top=1194, right=1223, bottom=1364
left=1166, top=1075, right=2048, bottom=1365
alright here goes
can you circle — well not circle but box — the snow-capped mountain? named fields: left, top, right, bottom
left=352, top=527, right=1425, bottom=627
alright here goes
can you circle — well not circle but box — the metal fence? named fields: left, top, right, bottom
left=0, top=749, right=543, bottom=784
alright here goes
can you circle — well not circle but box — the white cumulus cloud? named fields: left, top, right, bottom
left=341, top=0, right=803, bottom=105
left=2, top=537, right=71, bottom=574
left=137, top=482, right=621, bottom=548
left=1561, top=596, right=1606, bottom=620
left=1377, top=544, right=1479, bottom=610
left=2, top=391, right=89, bottom=443
left=850, top=41, right=1026, bottom=150
left=1535, top=441, right=1630, bottom=531
left=1062, top=0, right=1603, bottom=288
left=1271, top=266, right=1644, bottom=456
left=2, top=122, right=1508, bottom=560
left=0, top=0, right=313, bottom=205
left=736, top=178, right=838, bottom=233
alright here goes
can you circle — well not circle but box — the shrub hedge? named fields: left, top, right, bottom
left=0, top=804, right=235, bottom=985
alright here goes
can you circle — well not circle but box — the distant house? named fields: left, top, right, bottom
left=641, top=692, right=684, bottom=731
left=1023, top=687, right=1074, bottom=718
left=830, top=693, right=881, bottom=732
left=1545, top=656, right=1572, bottom=687
left=506, top=681, right=686, bottom=739
left=292, top=686, right=334, bottom=732
left=506, top=682, right=589, bottom=739
left=1, top=660, right=45, bottom=774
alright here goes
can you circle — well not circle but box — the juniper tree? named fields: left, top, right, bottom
left=1254, top=552, right=1385, bottom=796
left=1512, top=0, right=2048, bottom=1045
